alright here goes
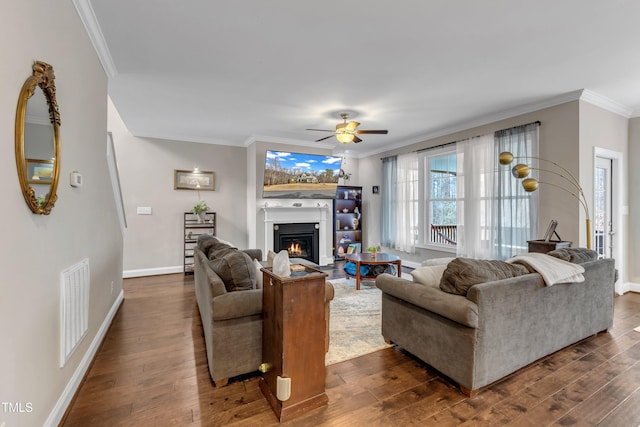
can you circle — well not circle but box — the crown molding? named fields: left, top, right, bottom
left=72, top=0, right=117, bottom=77
left=354, top=89, right=637, bottom=159
left=244, top=134, right=340, bottom=151
left=132, top=130, right=241, bottom=147
left=580, top=89, right=633, bottom=118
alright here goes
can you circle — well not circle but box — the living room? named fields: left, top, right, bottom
left=2, top=1, right=640, bottom=426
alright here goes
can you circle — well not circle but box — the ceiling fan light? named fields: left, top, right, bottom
left=336, top=133, right=355, bottom=144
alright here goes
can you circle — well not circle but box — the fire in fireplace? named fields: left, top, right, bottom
left=274, top=222, right=319, bottom=264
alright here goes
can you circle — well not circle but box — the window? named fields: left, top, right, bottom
left=383, top=123, right=538, bottom=259
left=419, top=148, right=457, bottom=249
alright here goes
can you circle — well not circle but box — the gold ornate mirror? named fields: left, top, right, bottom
left=15, top=61, right=61, bottom=214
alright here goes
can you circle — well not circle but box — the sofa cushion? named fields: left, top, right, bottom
left=411, top=264, right=447, bottom=287
left=207, top=240, right=236, bottom=260
left=546, top=247, right=598, bottom=263
left=440, top=257, right=529, bottom=296
left=196, top=234, right=218, bottom=254
left=209, top=250, right=257, bottom=292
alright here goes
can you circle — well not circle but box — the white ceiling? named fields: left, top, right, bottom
left=77, top=0, right=640, bottom=158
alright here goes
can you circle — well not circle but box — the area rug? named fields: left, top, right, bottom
left=325, top=278, right=391, bottom=365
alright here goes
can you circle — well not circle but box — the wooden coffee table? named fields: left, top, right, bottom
left=344, top=252, right=402, bottom=290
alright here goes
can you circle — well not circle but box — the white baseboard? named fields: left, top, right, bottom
left=123, top=265, right=183, bottom=278
left=44, top=289, right=124, bottom=427
left=618, top=281, right=640, bottom=295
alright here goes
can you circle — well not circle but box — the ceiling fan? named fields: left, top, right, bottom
left=307, top=113, right=388, bottom=144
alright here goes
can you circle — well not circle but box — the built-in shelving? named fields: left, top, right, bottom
left=333, top=186, right=362, bottom=259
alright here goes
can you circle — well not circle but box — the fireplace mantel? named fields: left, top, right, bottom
left=262, top=206, right=331, bottom=265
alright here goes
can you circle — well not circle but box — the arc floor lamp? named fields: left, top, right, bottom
left=499, top=152, right=592, bottom=249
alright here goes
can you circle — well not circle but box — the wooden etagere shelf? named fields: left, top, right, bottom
left=184, top=211, right=216, bottom=274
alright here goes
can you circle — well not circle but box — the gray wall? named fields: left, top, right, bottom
left=0, top=1, right=123, bottom=425
left=108, top=100, right=248, bottom=274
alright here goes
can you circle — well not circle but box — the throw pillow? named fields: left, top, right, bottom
left=196, top=234, right=217, bottom=254
left=267, top=250, right=277, bottom=267
left=439, top=257, right=529, bottom=296
left=411, top=264, right=447, bottom=287
left=207, top=239, right=235, bottom=260
left=214, top=235, right=237, bottom=248
left=209, top=250, right=257, bottom=292
left=421, top=257, right=455, bottom=267
left=546, top=248, right=598, bottom=263
left=253, top=258, right=263, bottom=289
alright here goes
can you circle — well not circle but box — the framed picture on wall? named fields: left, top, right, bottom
left=27, top=158, right=54, bottom=184
left=174, top=169, right=215, bottom=191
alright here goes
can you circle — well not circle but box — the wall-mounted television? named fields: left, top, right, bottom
left=263, top=150, right=342, bottom=199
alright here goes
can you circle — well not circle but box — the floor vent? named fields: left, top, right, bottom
left=60, top=258, right=90, bottom=367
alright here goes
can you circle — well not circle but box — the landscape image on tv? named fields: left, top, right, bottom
left=263, top=150, right=342, bottom=199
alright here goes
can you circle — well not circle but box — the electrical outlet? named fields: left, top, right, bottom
left=110, top=281, right=114, bottom=294
left=136, top=206, right=152, bottom=215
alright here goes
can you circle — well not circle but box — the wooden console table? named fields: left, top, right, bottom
left=527, top=240, right=572, bottom=253
left=259, top=265, right=328, bottom=422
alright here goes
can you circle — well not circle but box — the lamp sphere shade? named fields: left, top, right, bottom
left=499, top=152, right=514, bottom=165
left=511, top=164, right=530, bottom=179
left=522, top=178, right=539, bottom=192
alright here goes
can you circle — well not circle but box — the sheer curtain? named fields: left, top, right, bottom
left=456, top=123, right=539, bottom=259
left=456, top=134, right=496, bottom=259
left=494, top=123, right=539, bottom=258
left=381, top=153, right=418, bottom=253
left=381, top=156, right=397, bottom=247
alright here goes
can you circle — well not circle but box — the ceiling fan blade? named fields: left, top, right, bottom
left=306, top=129, right=334, bottom=132
left=355, top=130, right=388, bottom=135
left=315, top=135, right=335, bottom=142
left=346, top=121, right=360, bottom=131
left=352, top=135, right=363, bottom=143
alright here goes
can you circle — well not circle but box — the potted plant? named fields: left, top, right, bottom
left=193, top=200, right=209, bottom=223
left=367, top=245, right=377, bottom=258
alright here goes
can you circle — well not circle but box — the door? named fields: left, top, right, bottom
left=594, top=157, right=613, bottom=259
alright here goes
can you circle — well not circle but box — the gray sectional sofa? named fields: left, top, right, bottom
left=376, top=256, right=616, bottom=395
left=194, top=234, right=334, bottom=387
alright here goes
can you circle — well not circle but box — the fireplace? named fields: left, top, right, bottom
left=274, top=222, right=319, bottom=264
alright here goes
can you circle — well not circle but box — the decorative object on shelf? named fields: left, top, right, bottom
left=499, top=151, right=592, bottom=249
left=343, top=190, right=349, bottom=199
left=352, top=218, right=359, bottom=229
left=174, top=169, right=215, bottom=190
left=192, top=200, right=209, bottom=223
left=338, top=168, right=351, bottom=181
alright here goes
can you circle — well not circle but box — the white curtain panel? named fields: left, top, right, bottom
left=382, top=153, right=419, bottom=253
left=394, top=152, right=419, bottom=253
left=456, top=133, right=496, bottom=259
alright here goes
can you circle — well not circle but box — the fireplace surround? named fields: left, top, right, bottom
left=262, top=206, right=331, bottom=265
left=274, top=222, right=319, bottom=264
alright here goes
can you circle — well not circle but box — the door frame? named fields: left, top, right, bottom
left=593, top=147, right=625, bottom=295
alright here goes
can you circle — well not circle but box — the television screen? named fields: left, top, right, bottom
left=263, top=150, right=342, bottom=199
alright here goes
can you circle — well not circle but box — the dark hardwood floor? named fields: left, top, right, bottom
left=61, top=265, right=640, bottom=426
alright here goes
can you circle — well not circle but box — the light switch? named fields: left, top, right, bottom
left=137, top=207, right=152, bottom=215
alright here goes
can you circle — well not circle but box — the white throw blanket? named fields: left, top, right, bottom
left=507, top=253, right=585, bottom=286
